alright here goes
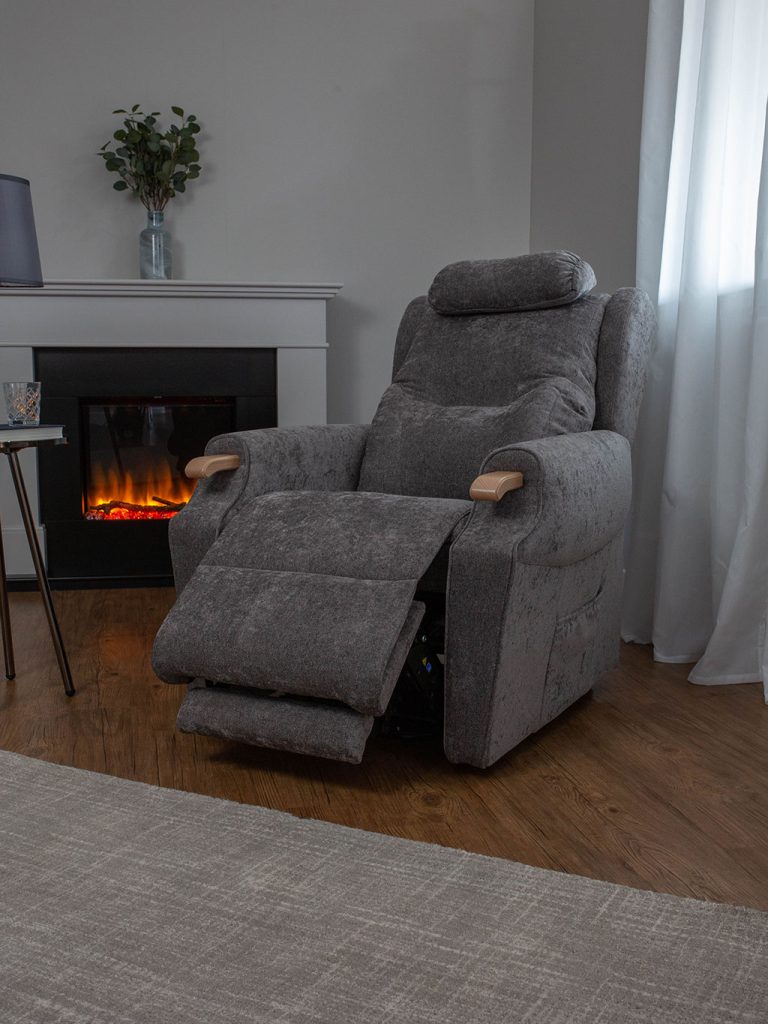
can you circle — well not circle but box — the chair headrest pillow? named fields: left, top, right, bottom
left=427, top=251, right=597, bottom=315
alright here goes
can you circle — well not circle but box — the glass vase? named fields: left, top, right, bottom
left=139, top=210, right=172, bottom=280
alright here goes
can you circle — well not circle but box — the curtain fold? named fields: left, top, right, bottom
left=622, top=0, right=768, bottom=696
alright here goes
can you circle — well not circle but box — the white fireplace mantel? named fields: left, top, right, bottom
left=0, top=278, right=342, bottom=575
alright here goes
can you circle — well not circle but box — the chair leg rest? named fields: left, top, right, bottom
left=176, top=681, right=374, bottom=764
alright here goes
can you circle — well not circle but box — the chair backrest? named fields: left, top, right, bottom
left=357, top=251, right=655, bottom=500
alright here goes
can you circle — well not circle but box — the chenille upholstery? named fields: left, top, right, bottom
left=358, top=289, right=605, bottom=498
left=152, top=252, right=655, bottom=767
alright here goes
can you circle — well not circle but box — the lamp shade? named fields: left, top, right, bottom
left=0, top=174, right=42, bottom=286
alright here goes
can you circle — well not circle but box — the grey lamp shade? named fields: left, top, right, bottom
left=0, top=174, right=43, bottom=286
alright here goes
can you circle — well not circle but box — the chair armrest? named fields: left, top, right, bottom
left=444, top=431, right=632, bottom=766
left=170, top=424, right=369, bottom=591
left=201, top=423, right=370, bottom=498
left=185, top=454, right=241, bottom=479
left=469, top=471, right=524, bottom=501
left=469, top=431, right=632, bottom=566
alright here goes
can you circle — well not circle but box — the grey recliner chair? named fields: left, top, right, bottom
left=152, top=251, right=655, bottom=768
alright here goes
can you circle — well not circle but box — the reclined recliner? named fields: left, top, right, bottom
left=152, top=251, right=655, bottom=767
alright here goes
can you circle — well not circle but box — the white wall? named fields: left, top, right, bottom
left=0, top=0, right=534, bottom=422
left=530, top=0, right=649, bottom=292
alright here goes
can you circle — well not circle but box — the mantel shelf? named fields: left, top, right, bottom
left=0, top=280, right=343, bottom=301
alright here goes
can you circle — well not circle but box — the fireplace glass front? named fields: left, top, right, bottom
left=83, top=399, right=233, bottom=521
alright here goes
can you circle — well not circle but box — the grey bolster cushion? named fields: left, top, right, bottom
left=477, top=430, right=632, bottom=566
left=170, top=424, right=370, bottom=592
left=428, top=251, right=597, bottom=315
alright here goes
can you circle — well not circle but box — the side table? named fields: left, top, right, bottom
left=0, top=437, right=75, bottom=696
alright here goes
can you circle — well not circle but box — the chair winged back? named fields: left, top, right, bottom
left=357, top=251, right=651, bottom=500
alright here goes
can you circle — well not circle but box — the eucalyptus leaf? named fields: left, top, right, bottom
left=99, top=104, right=203, bottom=210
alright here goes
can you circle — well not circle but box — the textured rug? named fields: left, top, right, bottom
left=0, top=751, right=765, bottom=1023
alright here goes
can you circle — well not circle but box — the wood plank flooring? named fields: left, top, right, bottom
left=1, top=587, right=767, bottom=910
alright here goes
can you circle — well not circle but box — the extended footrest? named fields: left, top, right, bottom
left=178, top=681, right=375, bottom=764
left=153, top=489, right=471, bottom=761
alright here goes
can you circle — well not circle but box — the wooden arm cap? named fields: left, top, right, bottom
left=185, top=454, right=241, bottom=479
left=469, top=470, right=524, bottom=501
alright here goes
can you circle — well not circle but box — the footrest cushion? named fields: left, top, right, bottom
left=177, top=681, right=374, bottom=764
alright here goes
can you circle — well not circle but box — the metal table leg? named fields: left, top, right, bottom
left=7, top=450, right=75, bottom=696
left=0, top=510, right=15, bottom=680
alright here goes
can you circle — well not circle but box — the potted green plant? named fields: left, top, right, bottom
left=98, top=105, right=202, bottom=279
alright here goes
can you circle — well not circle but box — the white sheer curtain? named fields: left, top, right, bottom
left=622, top=0, right=768, bottom=696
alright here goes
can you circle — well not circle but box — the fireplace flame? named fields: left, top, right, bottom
left=86, top=461, right=196, bottom=521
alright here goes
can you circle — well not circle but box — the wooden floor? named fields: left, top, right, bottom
left=2, top=587, right=767, bottom=911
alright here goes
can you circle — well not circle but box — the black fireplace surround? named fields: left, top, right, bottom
left=36, top=347, right=276, bottom=586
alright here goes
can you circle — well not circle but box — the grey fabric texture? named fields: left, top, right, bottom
left=170, top=424, right=369, bottom=592
left=192, top=490, right=470, bottom=580
left=428, top=251, right=597, bottom=314
left=155, top=254, right=655, bottom=768
left=384, top=294, right=606, bottom=407
left=443, top=431, right=632, bottom=767
left=177, top=680, right=374, bottom=764
left=391, top=295, right=429, bottom=376
left=594, top=287, right=657, bottom=442
left=359, top=383, right=590, bottom=500
left=591, top=532, right=625, bottom=681
left=154, top=491, right=469, bottom=715
left=481, top=430, right=632, bottom=566
left=359, top=293, right=606, bottom=498
left=3, top=750, right=767, bottom=1024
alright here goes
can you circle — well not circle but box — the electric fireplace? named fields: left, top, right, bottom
left=0, top=278, right=337, bottom=580
left=36, top=347, right=276, bottom=585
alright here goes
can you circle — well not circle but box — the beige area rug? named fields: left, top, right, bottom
left=0, top=749, right=765, bottom=1023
